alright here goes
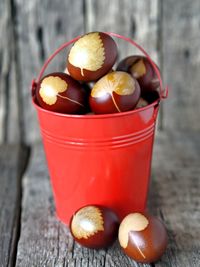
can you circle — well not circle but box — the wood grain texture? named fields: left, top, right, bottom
left=149, top=131, right=200, bottom=266
left=162, top=0, right=200, bottom=130
left=0, top=144, right=29, bottom=267
left=1, top=0, right=200, bottom=140
left=15, top=131, right=200, bottom=266
left=15, top=143, right=151, bottom=267
left=0, top=0, right=20, bottom=143
left=0, top=0, right=9, bottom=142
left=15, top=0, right=85, bottom=144
left=85, top=0, right=160, bottom=62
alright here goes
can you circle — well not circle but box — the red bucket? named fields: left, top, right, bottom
left=32, top=33, right=168, bottom=225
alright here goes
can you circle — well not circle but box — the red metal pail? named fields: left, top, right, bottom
left=32, top=33, right=168, bottom=225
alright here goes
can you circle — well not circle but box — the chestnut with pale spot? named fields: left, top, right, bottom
left=67, top=32, right=118, bottom=82
left=89, top=71, right=141, bottom=114
left=70, top=205, right=119, bottom=249
left=35, top=72, right=88, bottom=114
left=116, top=55, right=160, bottom=94
left=135, top=98, right=148, bottom=109
left=118, top=212, right=168, bottom=263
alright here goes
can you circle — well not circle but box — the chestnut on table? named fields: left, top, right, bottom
left=70, top=205, right=119, bottom=249
left=118, top=212, right=168, bottom=263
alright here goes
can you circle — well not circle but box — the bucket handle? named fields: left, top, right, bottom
left=31, top=32, right=168, bottom=100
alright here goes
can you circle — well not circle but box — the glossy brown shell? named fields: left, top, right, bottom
left=67, top=32, right=118, bottom=82
left=89, top=71, right=141, bottom=114
left=70, top=205, right=119, bottom=249
left=116, top=55, right=160, bottom=94
left=35, top=72, right=88, bottom=114
left=118, top=213, right=168, bottom=263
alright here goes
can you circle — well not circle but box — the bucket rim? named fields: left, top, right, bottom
left=32, top=96, right=160, bottom=119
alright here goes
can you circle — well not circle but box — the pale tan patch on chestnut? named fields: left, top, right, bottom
left=151, top=77, right=159, bottom=85
left=39, top=76, right=68, bottom=105
left=118, top=213, right=149, bottom=249
left=136, top=98, right=148, bottom=109
left=71, top=206, right=104, bottom=239
left=91, top=71, right=135, bottom=98
left=151, top=77, right=160, bottom=91
left=68, top=32, right=105, bottom=76
left=130, top=59, right=146, bottom=78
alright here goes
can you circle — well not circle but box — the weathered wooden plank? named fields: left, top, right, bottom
left=15, top=144, right=74, bottom=267
left=0, top=0, right=20, bottom=143
left=16, top=143, right=151, bottom=267
left=15, top=0, right=85, bottom=144
left=0, top=144, right=29, bottom=267
left=0, top=0, right=8, bottom=142
left=162, top=0, right=200, bottom=130
left=85, top=0, right=159, bottom=62
left=148, top=131, right=200, bottom=266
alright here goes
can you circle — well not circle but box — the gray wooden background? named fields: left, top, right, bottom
left=0, top=0, right=200, bottom=267
left=1, top=0, right=200, bottom=145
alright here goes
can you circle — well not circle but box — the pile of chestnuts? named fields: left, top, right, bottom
left=69, top=204, right=168, bottom=264
left=35, top=31, right=160, bottom=115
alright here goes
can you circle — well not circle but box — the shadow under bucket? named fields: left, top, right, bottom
left=32, top=33, right=168, bottom=225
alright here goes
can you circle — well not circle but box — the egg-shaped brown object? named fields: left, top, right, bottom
left=116, top=55, right=160, bottom=94
left=89, top=71, right=141, bottom=114
left=118, top=212, right=168, bottom=263
left=35, top=72, right=88, bottom=114
left=70, top=205, right=119, bottom=249
left=67, top=32, right=118, bottom=82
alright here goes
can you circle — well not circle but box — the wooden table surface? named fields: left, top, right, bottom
left=0, top=0, right=200, bottom=266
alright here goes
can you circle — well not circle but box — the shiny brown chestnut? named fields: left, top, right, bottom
left=70, top=205, right=119, bottom=249
left=118, top=212, right=168, bottom=263
left=35, top=72, right=88, bottom=114
left=116, top=55, right=160, bottom=94
left=89, top=71, right=141, bottom=114
left=67, top=32, right=118, bottom=82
